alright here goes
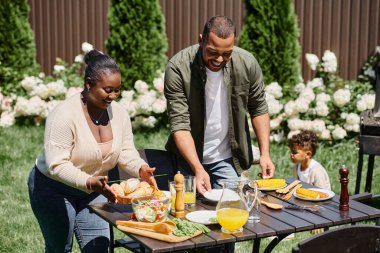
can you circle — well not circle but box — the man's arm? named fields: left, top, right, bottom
left=173, top=130, right=211, bottom=194
left=251, top=113, right=275, bottom=178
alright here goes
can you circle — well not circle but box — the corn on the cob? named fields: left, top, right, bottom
left=255, top=179, right=286, bottom=189
left=296, top=188, right=329, bottom=199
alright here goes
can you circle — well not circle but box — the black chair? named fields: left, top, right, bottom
left=107, top=149, right=179, bottom=253
left=292, top=225, right=380, bottom=253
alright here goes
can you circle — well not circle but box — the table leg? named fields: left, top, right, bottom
left=365, top=155, right=375, bottom=193
left=252, top=238, right=261, bottom=253
left=355, top=147, right=364, bottom=194
left=263, top=234, right=289, bottom=253
left=109, top=224, right=114, bottom=253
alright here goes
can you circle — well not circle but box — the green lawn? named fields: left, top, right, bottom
left=0, top=126, right=378, bottom=253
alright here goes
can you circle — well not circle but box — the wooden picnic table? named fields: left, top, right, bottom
left=88, top=178, right=380, bottom=253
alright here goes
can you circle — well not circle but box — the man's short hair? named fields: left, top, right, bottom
left=202, top=16, right=236, bottom=43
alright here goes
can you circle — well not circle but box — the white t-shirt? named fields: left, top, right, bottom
left=294, top=159, right=331, bottom=190
left=202, top=67, right=232, bottom=164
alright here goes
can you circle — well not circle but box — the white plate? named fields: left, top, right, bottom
left=186, top=210, right=217, bottom=225
left=249, top=181, right=287, bottom=191
left=203, top=189, right=241, bottom=202
left=293, top=188, right=335, bottom=201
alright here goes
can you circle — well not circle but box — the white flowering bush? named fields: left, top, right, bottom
left=0, top=42, right=167, bottom=130
left=262, top=49, right=376, bottom=143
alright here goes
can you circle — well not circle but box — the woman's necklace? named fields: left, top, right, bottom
left=89, top=109, right=106, bottom=125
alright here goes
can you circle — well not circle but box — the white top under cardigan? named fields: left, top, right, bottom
left=36, top=93, right=147, bottom=193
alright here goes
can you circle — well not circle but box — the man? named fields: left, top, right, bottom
left=164, top=16, right=275, bottom=194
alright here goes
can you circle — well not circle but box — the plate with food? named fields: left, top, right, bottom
left=186, top=210, right=218, bottom=225
left=294, top=187, right=335, bottom=201
left=249, top=179, right=287, bottom=191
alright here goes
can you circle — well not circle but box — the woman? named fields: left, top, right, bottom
left=28, top=50, right=156, bottom=253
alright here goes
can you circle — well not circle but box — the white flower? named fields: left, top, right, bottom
left=364, top=67, right=376, bottom=79
left=306, top=78, right=324, bottom=90
left=134, top=80, right=149, bottom=94
left=30, top=84, right=50, bottom=99
left=132, top=116, right=157, bottom=129
left=311, top=119, right=326, bottom=134
left=300, top=87, right=315, bottom=102
left=284, top=101, right=297, bottom=117
left=356, top=94, right=375, bottom=111
left=333, top=89, right=351, bottom=107
left=345, top=113, right=360, bottom=125
left=316, top=93, right=331, bottom=102
left=74, top=54, right=84, bottom=63
left=81, top=42, right=94, bottom=53
left=14, top=96, right=47, bottom=116
left=38, top=72, right=45, bottom=78
left=376, top=46, right=380, bottom=54
left=0, top=111, right=15, bottom=127
left=53, top=65, right=65, bottom=73
left=270, top=115, right=283, bottom=130
left=119, top=99, right=138, bottom=118
left=265, top=82, right=283, bottom=99
left=270, top=132, right=285, bottom=143
left=294, top=83, right=305, bottom=94
left=65, top=87, right=83, bottom=99
left=265, top=94, right=283, bottom=115
left=340, top=112, right=348, bottom=119
left=1, top=96, right=13, bottom=112
left=294, top=97, right=310, bottom=113
left=305, top=53, right=319, bottom=71
left=288, top=118, right=303, bottom=131
left=315, top=101, right=329, bottom=117
left=152, top=97, right=166, bottom=114
left=121, top=90, right=135, bottom=102
left=136, top=91, right=156, bottom=114
left=322, top=50, right=338, bottom=73
left=332, top=126, right=347, bottom=140
left=46, top=80, right=67, bottom=97
left=21, top=76, right=43, bottom=92
left=320, top=129, right=331, bottom=140
left=153, top=76, right=164, bottom=93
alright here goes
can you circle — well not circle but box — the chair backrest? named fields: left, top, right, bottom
left=108, top=149, right=178, bottom=191
left=138, top=149, right=178, bottom=191
left=292, top=225, right=380, bottom=253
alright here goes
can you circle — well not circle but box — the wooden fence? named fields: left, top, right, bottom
left=28, top=0, right=380, bottom=82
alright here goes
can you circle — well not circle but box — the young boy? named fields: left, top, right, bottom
left=289, top=130, right=331, bottom=190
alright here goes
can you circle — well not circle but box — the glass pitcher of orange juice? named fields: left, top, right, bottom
left=216, top=180, right=249, bottom=234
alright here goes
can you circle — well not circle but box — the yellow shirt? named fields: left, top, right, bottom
left=36, top=93, right=147, bottom=192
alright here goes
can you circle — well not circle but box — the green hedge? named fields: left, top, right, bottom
left=239, top=0, right=301, bottom=96
left=106, top=0, right=168, bottom=90
left=0, top=0, right=38, bottom=96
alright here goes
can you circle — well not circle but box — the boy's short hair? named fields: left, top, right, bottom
left=288, top=130, right=318, bottom=156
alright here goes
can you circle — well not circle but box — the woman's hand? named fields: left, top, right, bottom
left=139, top=165, right=157, bottom=188
left=86, top=176, right=117, bottom=203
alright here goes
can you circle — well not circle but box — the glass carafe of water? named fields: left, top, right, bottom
left=216, top=180, right=249, bottom=234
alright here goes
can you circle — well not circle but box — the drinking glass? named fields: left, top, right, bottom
left=169, top=176, right=196, bottom=212
left=245, top=188, right=261, bottom=222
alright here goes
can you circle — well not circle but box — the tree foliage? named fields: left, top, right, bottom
left=106, top=0, right=168, bottom=90
left=238, top=0, right=301, bottom=96
left=0, top=0, right=38, bottom=95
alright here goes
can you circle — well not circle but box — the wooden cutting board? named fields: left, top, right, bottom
left=117, top=225, right=203, bottom=243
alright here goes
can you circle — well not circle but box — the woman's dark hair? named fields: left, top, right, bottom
left=83, top=50, right=121, bottom=87
left=202, top=16, right=236, bottom=44
left=288, top=130, right=318, bottom=156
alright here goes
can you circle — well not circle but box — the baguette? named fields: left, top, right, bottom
left=296, top=188, right=329, bottom=199
left=120, top=178, right=140, bottom=194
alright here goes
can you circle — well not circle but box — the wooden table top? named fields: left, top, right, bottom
left=88, top=178, right=380, bottom=253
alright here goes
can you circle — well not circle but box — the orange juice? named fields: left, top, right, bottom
left=216, top=208, right=249, bottom=231
left=171, top=192, right=196, bottom=209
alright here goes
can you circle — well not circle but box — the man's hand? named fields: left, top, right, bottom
left=195, top=168, right=211, bottom=195
left=139, top=165, right=158, bottom=189
left=259, top=154, right=275, bottom=179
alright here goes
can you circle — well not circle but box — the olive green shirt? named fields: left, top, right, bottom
left=164, top=44, right=268, bottom=171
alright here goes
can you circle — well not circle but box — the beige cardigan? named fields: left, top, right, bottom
left=36, top=93, right=147, bottom=192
